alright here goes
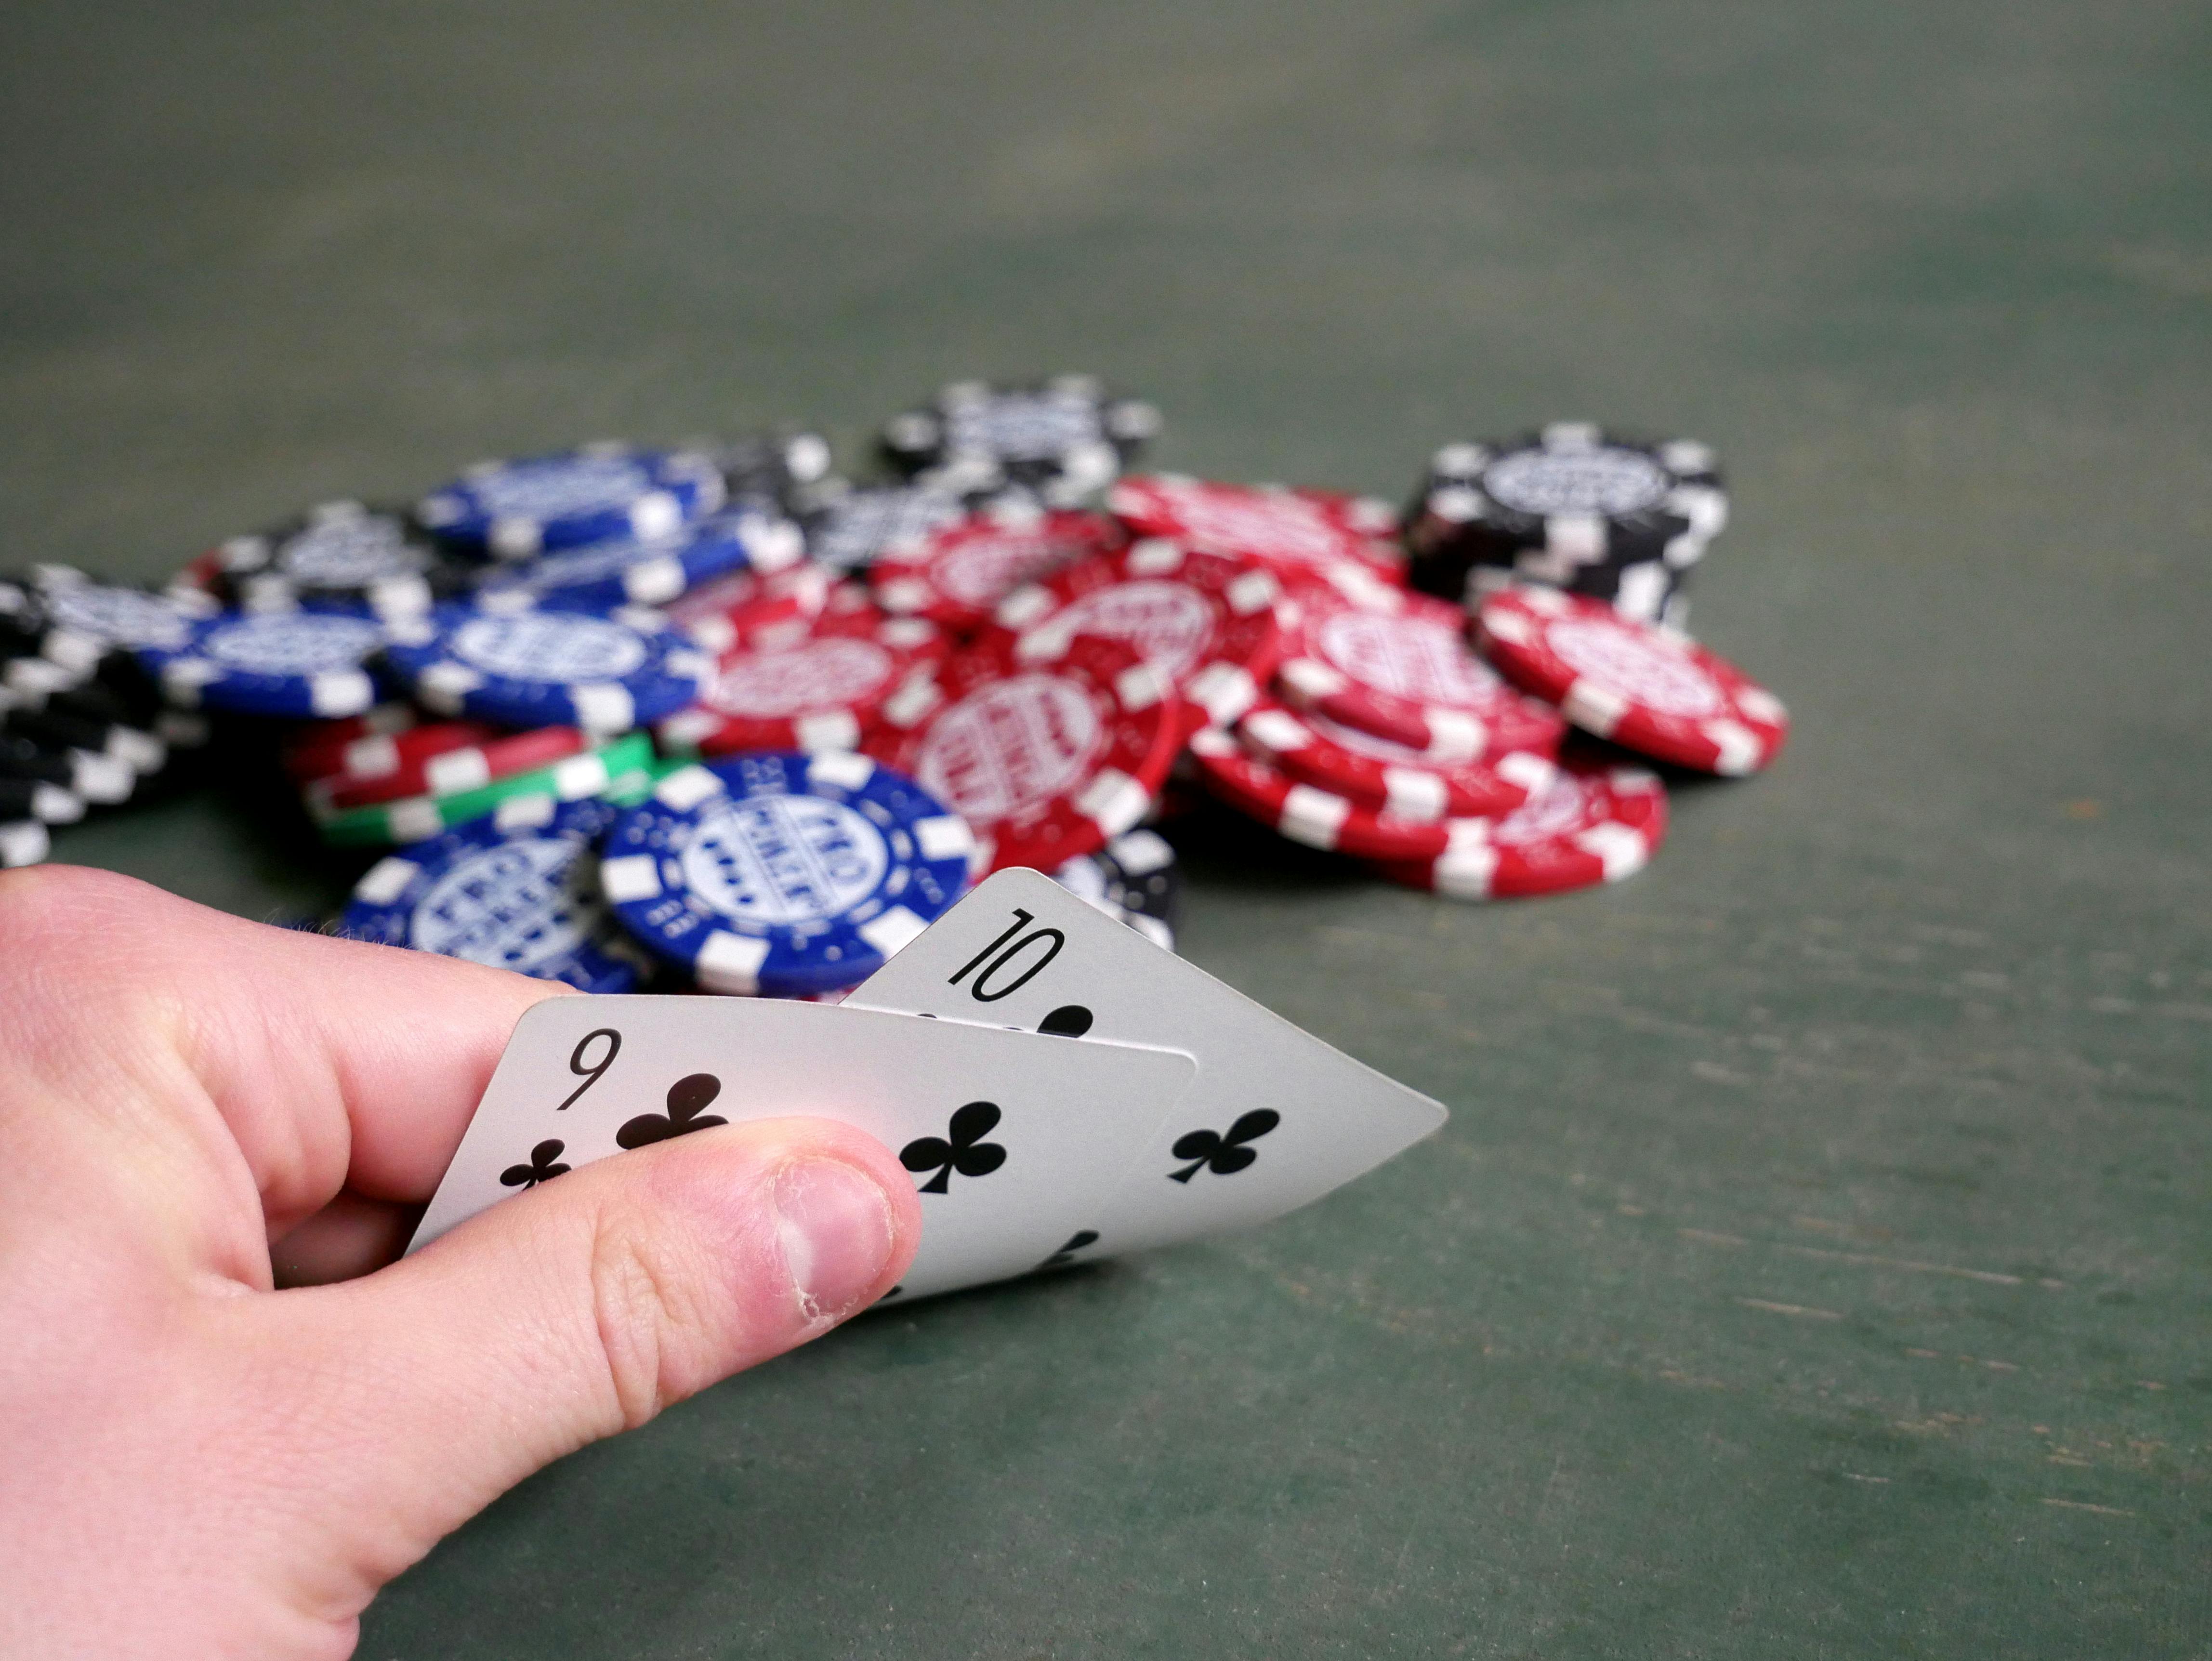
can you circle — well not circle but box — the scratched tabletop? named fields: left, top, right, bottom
left=4, top=2, right=2207, bottom=1655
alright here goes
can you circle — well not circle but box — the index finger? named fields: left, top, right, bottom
left=0, top=866, right=567, bottom=1230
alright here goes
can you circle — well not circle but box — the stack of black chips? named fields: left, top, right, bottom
left=1401, top=423, right=1727, bottom=629
left=0, top=568, right=215, bottom=866
left=715, top=427, right=843, bottom=520
left=877, top=375, right=1160, bottom=508
left=202, top=501, right=476, bottom=623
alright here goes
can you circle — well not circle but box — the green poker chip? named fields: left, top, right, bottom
left=316, top=730, right=656, bottom=847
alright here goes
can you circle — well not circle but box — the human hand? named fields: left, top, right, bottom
left=0, top=866, right=920, bottom=1660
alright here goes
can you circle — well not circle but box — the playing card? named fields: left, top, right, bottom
left=408, top=994, right=1198, bottom=1301
left=846, top=868, right=1448, bottom=1266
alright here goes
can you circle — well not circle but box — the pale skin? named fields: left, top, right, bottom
left=0, top=865, right=922, bottom=1660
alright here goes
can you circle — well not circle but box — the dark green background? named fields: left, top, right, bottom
left=5, top=2, right=2208, bottom=1654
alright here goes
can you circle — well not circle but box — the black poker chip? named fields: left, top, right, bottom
left=797, top=480, right=977, bottom=574
left=878, top=375, right=1160, bottom=506
left=1052, top=829, right=1183, bottom=952
left=715, top=428, right=843, bottom=518
left=0, top=731, right=135, bottom=805
left=40, top=673, right=158, bottom=732
left=1, top=584, right=104, bottom=691
left=0, top=578, right=41, bottom=636
left=208, top=501, right=473, bottom=621
left=0, top=571, right=202, bottom=814
left=0, top=704, right=166, bottom=775
left=66, top=654, right=212, bottom=756
left=9, top=565, right=220, bottom=678
left=0, top=771, right=84, bottom=827
left=0, top=817, right=48, bottom=869
left=0, top=629, right=91, bottom=702
left=1402, top=424, right=1726, bottom=627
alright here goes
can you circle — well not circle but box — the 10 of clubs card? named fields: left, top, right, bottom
left=846, top=868, right=1448, bottom=1266
left=409, top=995, right=1197, bottom=1301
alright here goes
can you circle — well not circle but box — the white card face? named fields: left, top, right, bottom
left=409, top=994, right=1197, bottom=1302
left=846, top=868, right=1448, bottom=1264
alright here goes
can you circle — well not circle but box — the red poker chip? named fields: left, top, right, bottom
left=1275, top=589, right=1566, bottom=763
left=865, top=631, right=1184, bottom=872
left=870, top=504, right=1122, bottom=632
left=660, top=561, right=832, bottom=655
left=1235, top=699, right=1554, bottom=821
left=991, top=538, right=1288, bottom=732
left=658, top=597, right=946, bottom=756
left=1365, top=760, right=1669, bottom=899
left=282, top=708, right=463, bottom=784
left=1474, top=586, right=1788, bottom=776
left=808, top=580, right=953, bottom=663
left=1186, top=727, right=1498, bottom=861
left=1107, top=475, right=1407, bottom=593
left=305, top=725, right=591, bottom=812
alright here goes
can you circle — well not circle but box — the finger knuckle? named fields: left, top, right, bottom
left=0, top=867, right=168, bottom=1058
left=0, top=863, right=145, bottom=948
left=583, top=1200, right=719, bottom=1430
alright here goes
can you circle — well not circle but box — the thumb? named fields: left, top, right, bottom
left=245, top=1118, right=919, bottom=1594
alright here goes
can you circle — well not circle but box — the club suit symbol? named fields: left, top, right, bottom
left=617, top=1073, right=731, bottom=1149
left=1037, top=1229, right=1099, bottom=1271
left=500, top=1138, right=571, bottom=1189
left=1167, top=1109, right=1280, bottom=1182
left=899, top=1101, right=1008, bottom=1194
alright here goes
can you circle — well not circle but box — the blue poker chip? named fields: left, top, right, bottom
left=471, top=505, right=806, bottom=615
left=382, top=603, right=712, bottom=735
left=134, top=609, right=389, bottom=718
left=599, top=750, right=975, bottom=996
left=415, top=443, right=728, bottom=560
left=340, top=795, right=649, bottom=992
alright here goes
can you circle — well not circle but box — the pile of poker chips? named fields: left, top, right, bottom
left=2, top=379, right=1785, bottom=1002
left=0, top=566, right=221, bottom=869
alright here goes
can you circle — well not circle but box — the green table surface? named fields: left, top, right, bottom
left=5, top=3, right=2208, bottom=1655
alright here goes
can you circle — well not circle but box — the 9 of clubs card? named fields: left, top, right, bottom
left=410, top=995, right=1197, bottom=1301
